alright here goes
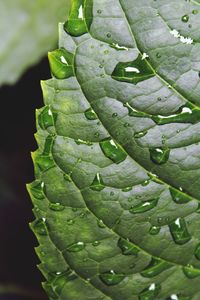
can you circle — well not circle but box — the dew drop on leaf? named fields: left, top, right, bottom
left=182, top=265, right=200, bottom=279
left=138, top=283, right=161, bottom=300
left=38, top=106, right=56, bottom=130
left=100, top=138, right=127, bottom=164
left=170, top=187, right=191, bottom=204
left=64, top=0, right=93, bottom=37
left=118, top=238, right=139, bottom=256
left=129, top=198, right=159, bottom=214
left=169, top=218, right=191, bottom=245
left=149, top=147, right=170, bottom=165
left=194, top=244, right=200, bottom=260
left=66, top=242, right=85, bottom=252
left=90, top=173, right=105, bottom=191
left=181, top=15, right=189, bottom=22
left=99, top=270, right=125, bottom=286
left=134, top=130, right=148, bottom=138
left=48, top=48, right=74, bottom=79
left=32, top=218, right=48, bottom=236
left=112, top=54, right=155, bottom=84
left=49, top=203, right=65, bottom=211
left=149, top=226, right=161, bottom=235
left=84, top=107, right=98, bottom=120
left=141, top=258, right=172, bottom=278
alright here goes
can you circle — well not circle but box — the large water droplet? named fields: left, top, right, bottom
left=181, top=15, right=189, bottom=22
left=152, top=104, right=200, bottom=125
left=32, top=218, right=48, bottom=236
left=139, top=283, right=161, bottom=300
left=90, top=173, right=105, bottom=191
left=170, top=187, right=191, bottom=204
left=97, top=219, right=106, bottom=228
left=99, top=270, right=125, bottom=286
left=100, top=138, right=127, bottom=164
left=149, top=148, right=170, bottom=165
left=75, top=139, right=93, bottom=146
left=149, top=226, right=161, bottom=235
left=112, top=53, right=155, bottom=84
left=169, top=218, right=191, bottom=245
left=38, top=106, right=57, bottom=130
left=141, top=258, right=172, bottom=277
left=47, top=270, right=77, bottom=296
left=66, top=241, right=85, bottom=252
left=29, top=181, right=45, bottom=200
left=182, top=265, right=200, bottom=279
left=194, top=243, right=200, bottom=260
left=48, top=48, right=74, bottom=79
left=129, top=198, right=159, bottom=214
left=118, top=238, right=139, bottom=256
left=84, top=107, right=98, bottom=120
left=134, top=130, right=148, bottom=138
left=64, top=0, right=93, bottom=37
left=49, top=203, right=65, bottom=211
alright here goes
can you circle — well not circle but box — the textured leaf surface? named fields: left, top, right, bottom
left=0, top=0, right=71, bottom=86
left=28, top=0, right=200, bottom=299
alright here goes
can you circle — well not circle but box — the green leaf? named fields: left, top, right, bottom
left=29, top=0, right=200, bottom=299
left=0, top=0, right=71, bottom=86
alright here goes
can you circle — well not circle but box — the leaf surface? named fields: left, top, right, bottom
left=28, top=0, right=200, bottom=299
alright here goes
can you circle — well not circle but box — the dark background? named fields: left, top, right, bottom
left=0, top=57, right=50, bottom=300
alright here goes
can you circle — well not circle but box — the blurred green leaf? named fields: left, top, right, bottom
left=0, top=0, right=71, bottom=86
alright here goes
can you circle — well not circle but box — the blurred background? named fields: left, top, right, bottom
left=0, top=1, right=70, bottom=299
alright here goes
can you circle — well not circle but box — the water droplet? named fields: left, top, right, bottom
left=48, top=48, right=74, bottom=79
left=90, top=173, right=105, bottom=191
left=139, top=283, right=161, bottom=300
left=182, top=265, right=200, bottom=279
left=112, top=53, right=155, bottom=84
left=149, top=225, right=161, bottom=235
left=169, top=218, right=191, bottom=245
left=67, top=219, right=74, bottom=225
left=141, top=258, right=172, bottom=277
left=84, top=108, right=98, bottom=120
left=112, top=113, right=118, bottom=118
left=92, top=241, right=100, bottom=247
left=100, top=138, right=127, bottom=164
left=38, top=106, right=56, bottom=130
left=156, top=53, right=161, bottom=59
left=122, top=187, right=132, bottom=192
left=64, top=1, right=93, bottom=37
left=99, top=270, right=125, bottom=286
left=124, top=102, right=149, bottom=118
left=110, top=191, right=115, bottom=196
left=49, top=203, right=65, bottom=211
left=192, top=10, right=198, bottom=15
left=195, top=244, right=200, bottom=260
left=29, top=181, right=45, bottom=200
left=66, top=241, right=85, bottom=252
left=106, top=32, right=111, bottom=38
left=43, top=135, right=55, bottom=156
left=118, top=238, right=139, bottom=255
left=124, top=122, right=130, bottom=127
left=75, top=139, right=93, bottom=146
left=97, top=219, right=106, bottom=228
left=149, top=147, right=170, bottom=165
left=110, top=43, right=129, bottom=51
left=182, top=15, right=189, bottom=22
left=104, top=49, right=109, bottom=54
left=153, top=103, right=200, bottom=125
left=32, top=218, right=48, bottom=236
left=97, top=9, right=102, bottom=14
left=48, top=270, right=77, bottom=295
left=134, top=130, right=148, bottom=138
left=170, top=187, right=191, bottom=204
left=129, top=198, right=159, bottom=214
left=141, top=179, right=150, bottom=186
